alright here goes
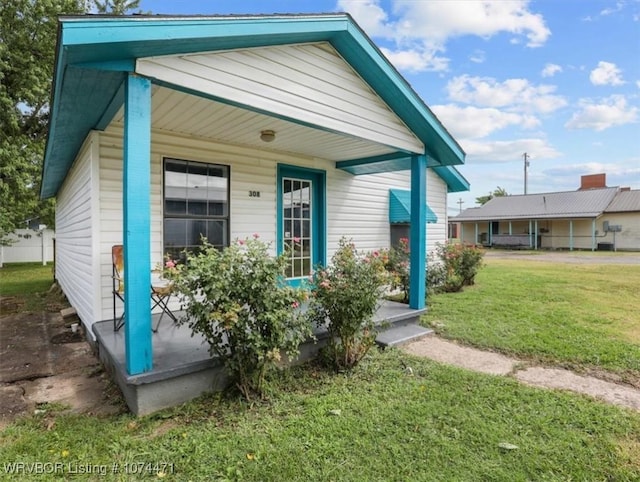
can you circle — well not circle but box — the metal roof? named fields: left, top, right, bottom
left=453, top=187, right=620, bottom=221
left=604, top=190, right=640, bottom=213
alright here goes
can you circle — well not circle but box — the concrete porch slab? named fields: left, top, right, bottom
left=93, top=300, right=425, bottom=415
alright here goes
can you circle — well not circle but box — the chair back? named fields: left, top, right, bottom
left=112, top=245, right=125, bottom=293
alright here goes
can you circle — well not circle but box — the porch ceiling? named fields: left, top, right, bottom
left=111, top=85, right=400, bottom=162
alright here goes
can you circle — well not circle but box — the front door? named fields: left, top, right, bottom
left=277, top=165, right=326, bottom=285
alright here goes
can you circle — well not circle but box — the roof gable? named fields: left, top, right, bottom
left=42, top=14, right=465, bottom=199
left=605, top=190, right=640, bottom=213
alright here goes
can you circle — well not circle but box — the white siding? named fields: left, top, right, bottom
left=55, top=133, right=100, bottom=329
left=597, top=213, right=640, bottom=251
left=136, top=42, right=423, bottom=154
left=97, top=125, right=449, bottom=321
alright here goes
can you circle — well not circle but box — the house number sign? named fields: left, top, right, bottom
left=249, top=190, right=261, bottom=197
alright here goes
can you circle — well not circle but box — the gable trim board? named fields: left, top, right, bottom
left=42, top=14, right=465, bottom=200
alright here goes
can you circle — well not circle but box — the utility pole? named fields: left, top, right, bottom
left=457, top=198, right=464, bottom=213
left=523, top=152, right=530, bottom=195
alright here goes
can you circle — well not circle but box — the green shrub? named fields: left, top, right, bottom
left=380, top=237, right=410, bottom=303
left=166, top=236, right=312, bottom=400
left=309, top=238, right=387, bottom=371
left=428, top=242, right=485, bottom=294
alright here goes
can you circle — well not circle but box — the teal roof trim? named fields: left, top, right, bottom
left=389, top=189, right=437, bottom=224
left=433, top=166, right=470, bottom=193
left=336, top=152, right=441, bottom=175
left=42, top=14, right=465, bottom=198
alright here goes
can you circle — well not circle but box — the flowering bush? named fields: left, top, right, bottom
left=428, top=242, right=484, bottom=294
left=166, top=236, right=312, bottom=400
left=380, top=237, right=411, bottom=302
left=309, top=238, right=387, bottom=371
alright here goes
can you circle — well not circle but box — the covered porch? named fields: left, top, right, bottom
left=93, top=300, right=429, bottom=415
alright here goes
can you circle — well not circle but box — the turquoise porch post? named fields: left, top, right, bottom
left=409, top=154, right=426, bottom=309
left=123, top=74, right=152, bottom=375
left=569, top=220, right=574, bottom=251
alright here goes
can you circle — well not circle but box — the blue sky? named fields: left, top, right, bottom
left=139, top=0, right=639, bottom=213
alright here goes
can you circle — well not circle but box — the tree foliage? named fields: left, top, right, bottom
left=0, top=0, right=143, bottom=243
left=475, top=186, right=509, bottom=205
left=0, top=0, right=84, bottom=241
left=92, top=0, right=141, bottom=14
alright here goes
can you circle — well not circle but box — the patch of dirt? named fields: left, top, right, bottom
left=402, top=336, right=640, bottom=412
left=0, top=296, right=24, bottom=315
left=0, top=310, right=124, bottom=430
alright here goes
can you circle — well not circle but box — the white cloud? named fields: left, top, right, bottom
left=431, top=104, right=539, bottom=139
left=545, top=162, right=640, bottom=178
left=565, top=95, right=638, bottom=131
left=460, top=138, right=561, bottom=163
left=337, top=0, right=393, bottom=37
left=446, top=75, right=567, bottom=113
left=541, top=63, right=562, bottom=77
left=469, top=49, right=486, bottom=64
left=391, top=0, right=551, bottom=47
left=337, top=0, right=551, bottom=72
left=380, top=47, right=449, bottom=72
left=590, top=61, right=625, bottom=86
left=600, top=2, right=624, bottom=16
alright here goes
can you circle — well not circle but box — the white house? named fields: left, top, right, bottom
left=41, top=14, right=468, bottom=380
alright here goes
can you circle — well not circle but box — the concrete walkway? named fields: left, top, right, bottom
left=403, top=336, right=640, bottom=412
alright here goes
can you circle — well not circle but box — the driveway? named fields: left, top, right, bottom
left=484, top=249, right=640, bottom=265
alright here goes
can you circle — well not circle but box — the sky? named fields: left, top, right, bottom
left=138, top=0, right=640, bottom=214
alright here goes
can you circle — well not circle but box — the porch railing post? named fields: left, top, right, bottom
left=123, top=73, right=153, bottom=375
left=409, top=154, right=426, bottom=309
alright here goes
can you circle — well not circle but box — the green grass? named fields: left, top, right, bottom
left=424, top=258, right=640, bottom=379
left=1, top=350, right=639, bottom=481
left=0, top=262, right=63, bottom=312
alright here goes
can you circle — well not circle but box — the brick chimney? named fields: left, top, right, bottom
left=579, top=173, right=606, bottom=190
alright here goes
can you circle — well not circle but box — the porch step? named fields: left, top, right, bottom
left=375, top=323, right=433, bottom=348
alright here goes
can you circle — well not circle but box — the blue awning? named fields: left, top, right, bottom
left=389, top=189, right=438, bottom=224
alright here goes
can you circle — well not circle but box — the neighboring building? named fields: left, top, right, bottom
left=41, top=14, right=468, bottom=377
left=452, top=174, right=640, bottom=251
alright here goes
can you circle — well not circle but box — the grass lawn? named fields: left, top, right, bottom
left=424, top=257, right=640, bottom=382
left=0, top=262, right=64, bottom=312
left=2, top=256, right=640, bottom=480
left=1, top=349, right=640, bottom=481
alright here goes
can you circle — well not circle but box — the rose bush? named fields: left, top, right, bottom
left=166, top=236, right=312, bottom=400
left=308, top=238, right=387, bottom=371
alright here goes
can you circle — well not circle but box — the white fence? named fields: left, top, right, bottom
left=0, top=229, right=55, bottom=266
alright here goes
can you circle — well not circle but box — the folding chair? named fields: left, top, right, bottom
left=112, top=245, right=178, bottom=332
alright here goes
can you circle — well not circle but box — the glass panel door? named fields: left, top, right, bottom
left=282, top=177, right=312, bottom=279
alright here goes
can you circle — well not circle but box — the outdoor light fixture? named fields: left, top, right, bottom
left=260, top=130, right=276, bottom=142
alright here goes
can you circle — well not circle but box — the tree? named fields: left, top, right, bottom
left=0, top=0, right=144, bottom=244
left=0, top=0, right=85, bottom=243
left=92, top=0, right=141, bottom=14
left=475, top=186, right=509, bottom=205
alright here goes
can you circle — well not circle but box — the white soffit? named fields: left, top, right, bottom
left=136, top=42, right=423, bottom=154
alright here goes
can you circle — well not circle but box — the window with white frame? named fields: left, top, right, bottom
left=163, top=158, right=229, bottom=259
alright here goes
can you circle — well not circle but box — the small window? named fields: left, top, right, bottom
left=163, top=158, right=230, bottom=259
left=390, top=224, right=410, bottom=250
